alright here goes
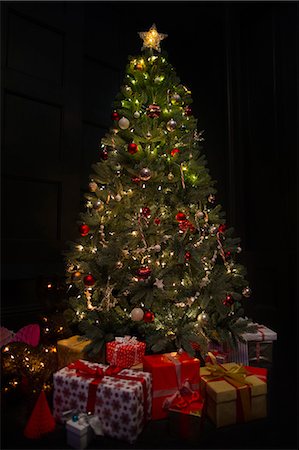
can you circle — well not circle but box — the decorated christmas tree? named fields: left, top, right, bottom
left=64, top=25, right=256, bottom=357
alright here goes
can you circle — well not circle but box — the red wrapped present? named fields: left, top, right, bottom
left=53, top=359, right=152, bottom=443
left=106, top=336, right=146, bottom=368
left=142, top=351, right=200, bottom=420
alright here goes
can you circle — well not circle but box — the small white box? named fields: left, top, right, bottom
left=66, top=419, right=94, bottom=449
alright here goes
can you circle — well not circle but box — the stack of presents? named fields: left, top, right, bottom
left=53, top=324, right=277, bottom=448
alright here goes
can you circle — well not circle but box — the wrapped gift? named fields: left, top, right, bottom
left=200, top=353, right=267, bottom=427
left=106, top=336, right=146, bottom=368
left=57, top=335, right=105, bottom=369
left=142, top=351, right=200, bottom=420
left=207, top=324, right=277, bottom=367
left=168, top=390, right=205, bottom=442
left=53, top=359, right=152, bottom=443
left=66, top=417, right=94, bottom=449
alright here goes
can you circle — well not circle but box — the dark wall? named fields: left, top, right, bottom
left=1, top=2, right=297, bottom=343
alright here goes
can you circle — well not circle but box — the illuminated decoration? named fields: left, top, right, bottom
left=138, top=24, right=167, bottom=52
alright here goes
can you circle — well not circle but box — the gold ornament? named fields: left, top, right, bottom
left=138, top=24, right=167, bottom=53
left=168, top=172, right=174, bottom=181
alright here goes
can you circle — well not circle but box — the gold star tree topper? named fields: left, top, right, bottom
left=138, top=24, right=167, bottom=52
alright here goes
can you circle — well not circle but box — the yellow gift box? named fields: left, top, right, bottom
left=57, top=335, right=93, bottom=369
left=200, top=357, right=267, bottom=428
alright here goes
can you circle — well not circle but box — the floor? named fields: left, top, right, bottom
left=1, top=336, right=298, bottom=450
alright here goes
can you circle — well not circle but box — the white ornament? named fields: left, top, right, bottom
left=133, top=111, right=140, bottom=119
left=154, top=278, right=164, bottom=290
left=115, top=194, right=122, bottom=202
left=118, top=117, right=130, bottom=130
left=153, top=244, right=161, bottom=252
left=130, top=307, right=144, bottom=321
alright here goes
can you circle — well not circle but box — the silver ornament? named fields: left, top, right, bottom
left=130, top=307, right=144, bottom=321
left=115, top=194, right=122, bottom=202
left=237, top=246, right=242, bottom=253
left=133, top=111, right=140, bottom=119
left=166, top=119, right=177, bottom=132
left=139, top=167, right=151, bottom=181
left=153, top=244, right=161, bottom=252
left=195, top=210, right=204, bottom=219
left=242, top=286, right=252, bottom=298
left=118, top=117, right=130, bottom=130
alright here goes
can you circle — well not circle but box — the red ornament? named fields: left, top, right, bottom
left=142, top=207, right=151, bottom=218
left=176, top=212, right=186, bottom=222
left=99, top=148, right=109, bottom=160
left=154, top=218, right=161, bottom=225
left=143, top=311, right=154, bottom=323
left=225, top=251, right=232, bottom=259
left=171, top=148, right=180, bottom=157
left=146, top=104, right=161, bottom=118
left=83, top=274, right=95, bottom=286
left=137, top=267, right=151, bottom=280
left=79, top=224, right=90, bottom=236
left=184, top=106, right=192, bottom=116
left=223, top=294, right=234, bottom=306
left=111, top=111, right=120, bottom=121
left=179, top=220, right=196, bottom=233
left=128, top=143, right=138, bottom=155
left=218, top=224, right=227, bottom=233
left=131, top=176, right=141, bottom=184
left=185, top=251, right=192, bottom=261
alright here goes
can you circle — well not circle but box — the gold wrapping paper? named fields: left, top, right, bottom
left=57, top=335, right=92, bottom=369
left=200, top=362, right=267, bottom=427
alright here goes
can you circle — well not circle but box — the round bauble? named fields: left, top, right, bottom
left=242, top=286, right=252, bottom=298
left=185, top=251, right=192, bottom=261
left=99, top=148, right=109, bottom=160
left=170, top=148, right=180, bottom=157
left=89, top=181, right=98, bottom=192
left=72, top=271, right=82, bottom=281
left=166, top=119, right=177, bottom=132
left=197, top=312, right=209, bottom=324
left=118, top=117, right=130, bottom=130
left=237, top=246, right=242, bottom=254
left=131, top=176, right=141, bottom=184
left=137, top=266, right=151, bottom=280
left=146, top=131, right=152, bottom=140
left=218, top=224, right=227, bottom=233
left=154, top=218, right=161, bottom=225
left=139, top=167, right=151, bottom=181
left=83, top=274, right=95, bottom=286
left=195, top=210, right=204, bottom=219
left=128, top=143, right=138, bottom=155
left=153, top=244, right=161, bottom=252
left=124, top=85, right=132, bottom=94
left=223, top=294, right=234, bottom=306
left=167, top=172, right=175, bottom=181
left=184, top=106, right=192, bottom=116
left=177, top=348, right=184, bottom=355
left=111, top=111, right=120, bottom=121
left=115, top=194, right=122, bottom=202
left=79, top=224, right=90, bottom=236
left=141, top=207, right=151, bottom=218
left=130, top=307, right=144, bottom=321
left=143, top=311, right=154, bottom=323
left=133, top=111, right=141, bottom=119
left=225, top=251, right=232, bottom=260
left=146, top=104, right=161, bottom=118
left=176, top=212, right=186, bottom=222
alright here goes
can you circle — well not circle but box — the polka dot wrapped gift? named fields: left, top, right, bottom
left=106, top=336, right=146, bottom=369
left=53, top=359, right=152, bottom=443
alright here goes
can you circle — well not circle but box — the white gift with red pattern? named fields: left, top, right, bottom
left=53, top=359, right=152, bottom=443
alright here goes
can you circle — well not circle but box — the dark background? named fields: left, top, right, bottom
left=0, top=2, right=298, bottom=448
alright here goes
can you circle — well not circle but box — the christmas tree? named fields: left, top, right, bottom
left=64, top=25, right=256, bottom=358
